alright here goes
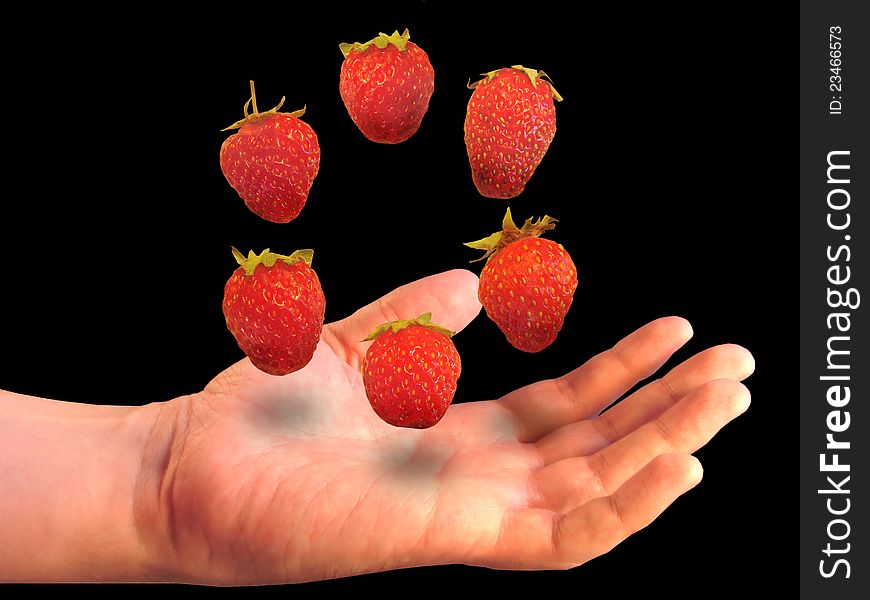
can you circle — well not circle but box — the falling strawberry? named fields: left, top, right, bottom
left=222, top=247, right=326, bottom=376
left=362, top=313, right=461, bottom=428
left=465, top=209, right=577, bottom=352
left=464, top=65, right=563, bottom=199
left=339, top=29, right=435, bottom=144
left=220, top=81, right=320, bottom=223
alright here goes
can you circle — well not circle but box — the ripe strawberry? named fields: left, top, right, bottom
left=339, top=29, right=435, bottom=144
left=220, top=81, right=320, bottom=223
left=362, top=313, right=461, bottom=428
left=464, top=65, right=563, bottom=199
left=465, top=209, right=577, bottom=352
left=222, top=247, right=326, bottom=376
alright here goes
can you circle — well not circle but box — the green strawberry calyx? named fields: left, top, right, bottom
left=231, top=247, right=314, bottom=277
left=221, top=80, right=306, bottom=131
left=467, top=65, right=564, bottom=102
left=363, top=312, right=455, bottom=342
left=464, top=208, right=558, bottom=263
left=339, top=28, right=411, bottom=58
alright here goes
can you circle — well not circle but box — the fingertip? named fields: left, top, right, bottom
left=684, top=454, right=704, bottom=486
left=669, top=316, right=694, bottom=339
left=734, top=345, right=756, bottom=378
left=445, top=268, right=482, bottom=307
left=657, top=316, right=693, bottom=343
left=656, top=453, right=704, bottom=488
left=424, top=269, right=481, bottom=334
left=716, top=344, right=755, bottom=380
left=696, top=378, right=752, bottom=418
left=445, top=267, right=480, bottom=288
left=449, top=268, right=482, bottom=310
left=731, top=380, right=752, bottom=414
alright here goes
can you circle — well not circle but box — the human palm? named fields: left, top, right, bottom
left=155, top=270, right=753, bottom=584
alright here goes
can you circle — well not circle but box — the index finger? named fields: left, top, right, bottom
left=499, top=317, right=693, bottom=442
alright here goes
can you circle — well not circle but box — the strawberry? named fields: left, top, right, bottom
left=465, top=209, right=577, bottom=352
left=362, top=313, right=460, bottom=428
left=339, top=29, right=435, bottom=144
left=464, top=66, right=563, bottom=199
left=222, top=247, right=326, bottom=376
left=220, top=81, right=320, bottom=223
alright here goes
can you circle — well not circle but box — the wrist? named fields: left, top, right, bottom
left=131, top=394, right=193, bottom=582
left=0, top=390, right=190, bottom=582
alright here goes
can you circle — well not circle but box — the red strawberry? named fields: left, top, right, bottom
left=362, top=313, right=461, bottom=428
left=466, top=209, right=577, bottom=352
left=464, top=66, right=563, bottom=199
left=220, top=81, right=320, bottom=223
left=222, top=248, right=326, bottom=376
left=339, top=29, right=435, bottom=144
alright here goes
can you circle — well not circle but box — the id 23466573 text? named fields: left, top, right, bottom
left=829, top=26, right=844, bottom=115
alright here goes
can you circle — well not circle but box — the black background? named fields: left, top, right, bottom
left=0, top=2, right=792, bottom=594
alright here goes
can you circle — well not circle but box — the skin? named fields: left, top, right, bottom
left=0, top=269, right=754, bottom=584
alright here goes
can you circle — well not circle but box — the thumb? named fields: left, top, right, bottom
left=325, top=269, right=481, bottom=367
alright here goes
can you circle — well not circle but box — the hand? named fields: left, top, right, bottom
left=136, top=269, right=754, bottom=584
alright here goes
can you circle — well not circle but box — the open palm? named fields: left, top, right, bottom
left=152, top=270, right=753, bottom=584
